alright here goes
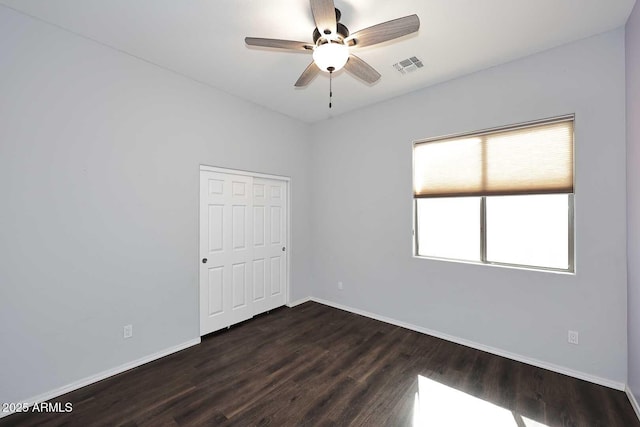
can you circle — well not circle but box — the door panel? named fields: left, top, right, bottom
left=232, top=262, right=247, bottom=309
left=208, top=206, right=224, bottom=252
left=253, top=178, right=287, bottom=312
left=207, top=267, right=224, bottom=315
left=232, top=205, right=247, bottom=249
left=270, top=256, right=282, bottom=295
left=253, top=206, right=265, bottom=247
left=270, top=206, right=282, bottom=244
left=253, top=258, right=266, bottom=301
left=200, top=171, right=253, bottom=335
left=227, top=175, right=253, bottom=325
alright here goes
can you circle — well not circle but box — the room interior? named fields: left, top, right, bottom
left=1, top=0, right=639, bottom=424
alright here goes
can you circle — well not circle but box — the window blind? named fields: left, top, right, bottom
left=413, top=117, right=574, bottom=198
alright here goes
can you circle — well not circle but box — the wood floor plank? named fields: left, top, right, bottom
left=1, top=302, right=638, bottom=427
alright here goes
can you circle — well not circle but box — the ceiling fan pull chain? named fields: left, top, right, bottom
left=328, top=67, right=334, bottom=108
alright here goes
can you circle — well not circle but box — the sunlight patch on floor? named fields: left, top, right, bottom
left=412, top=375, right=548, bottom=427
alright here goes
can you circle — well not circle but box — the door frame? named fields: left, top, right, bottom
left=198, top=165, right=292, bottom=328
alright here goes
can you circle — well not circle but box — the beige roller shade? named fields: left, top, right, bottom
left=413, top=117, right=574, bottom=198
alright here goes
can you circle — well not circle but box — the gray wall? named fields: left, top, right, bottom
left=310, top=29, right=628, bottom=385
left=0, top=7, right=312, bottom=404
left=627, top=1, right=640, bottom=399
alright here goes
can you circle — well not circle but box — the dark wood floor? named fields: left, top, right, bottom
left=2, top=302, right=638, bottom=426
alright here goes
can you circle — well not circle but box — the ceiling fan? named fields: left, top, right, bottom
left=245, top=0, right=420, bottom=88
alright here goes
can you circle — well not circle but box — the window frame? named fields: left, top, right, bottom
left=412, top=115, right=575, bottom=274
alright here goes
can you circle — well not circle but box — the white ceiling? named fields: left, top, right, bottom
left=1, top=0, right=635, bottom=123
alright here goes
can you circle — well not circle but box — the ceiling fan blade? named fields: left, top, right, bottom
left=245, top=37, right=313, bottom=51
left=295, top=62, right=321, bottom=87
left=348, top=14, right=420, bottom=48
left=344, top=54, right=381, bottom=84
left=310, top=0, right=337, bottom=36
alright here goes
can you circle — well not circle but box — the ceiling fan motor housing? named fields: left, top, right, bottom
left=313, top=9, right=349, bottom=44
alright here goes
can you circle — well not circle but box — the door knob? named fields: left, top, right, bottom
left=282, top=247, right=286, bottom=252
left=202, top=258, right=208, bottom=263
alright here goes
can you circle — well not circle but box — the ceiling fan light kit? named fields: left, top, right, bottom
left=245, top=0, right=420, bottom=106
left=312, top=41, right=349, bottom=72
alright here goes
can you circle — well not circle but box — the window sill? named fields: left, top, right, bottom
left=412, top=254, right=575, bottom=275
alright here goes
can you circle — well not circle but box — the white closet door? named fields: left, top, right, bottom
left=200, top=169, right=288, bottom=336
left=252, top=178, right=287, bottom=313
left=199, top=171, right=254, bottom=336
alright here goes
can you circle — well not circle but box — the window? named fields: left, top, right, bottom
left=413, top=116, right=574, bottom=272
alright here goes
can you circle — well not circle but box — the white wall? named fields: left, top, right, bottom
left=0, top=7, right=312, bottom=404
left=627, top=1, right=640, bottom=399
left=310, top=29, right=627, bottom=385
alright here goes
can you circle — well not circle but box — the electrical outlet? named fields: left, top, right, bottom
left=568, top=330, right=579, bottom=345
left=338, top=281, right=343, bottom=290
left=123, top=324, right=133, bottom=339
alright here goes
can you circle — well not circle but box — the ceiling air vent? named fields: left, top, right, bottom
left=393, top=56, right=423, bottom=75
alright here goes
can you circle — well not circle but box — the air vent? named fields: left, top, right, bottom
left=393, top=56, right=423, bottom=75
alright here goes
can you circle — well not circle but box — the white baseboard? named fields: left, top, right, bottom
left=287, top=296, right=312, bottom=308
left=0, top=338, right=201, bottom=419
left=309, top=297, right=626, bottom=391
left=627, top=386, right=640, bottom=421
